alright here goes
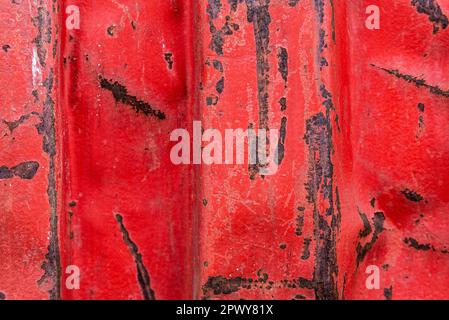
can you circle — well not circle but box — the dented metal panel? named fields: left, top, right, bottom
left=1, top=0, right=449, bottom=300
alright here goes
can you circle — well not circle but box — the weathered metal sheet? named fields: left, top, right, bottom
left=1, top=0, right=449, bottom=300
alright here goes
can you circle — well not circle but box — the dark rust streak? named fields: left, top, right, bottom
left=356, top=212, right=385, bottom=267
left=32, top=6, right=51, bottom=67
left=404, top=237, right=433, bottom=251
left=411, top=0, right=448, bottom=34
left=403, top=236, right=449, bottom=255
left=295, top=206, right=305, bottom=236
left=301, top=238, right=312, bottom=260
left=304, top=110, right=340, bottom=300
left=202, top=271, right=314, bottom=298
left=164, top=52, right=174, bottom=70
left=275, top=116, right=287, bottom=165
left=384, top=286, right=393, bottom=300
left=245, top=0, right=271, bottom=130
left=245, top=0, right=272, bottom=178
left=371, top=64, right=449, bottom=98
left=37, top=68, right=62, bottom=300
left=279, top=97, right=287, bottom=111
left=115, top=214, right=156, bottom=300
left=277, top=46, right=288, bottom=86
left=358, top=209, right=372, bottom=238
left=99, top=76, right=166, bottom=120
left=3, top=114, right=31, bottom=133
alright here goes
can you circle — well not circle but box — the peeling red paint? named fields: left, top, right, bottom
left=1, top=0, right=449, bottom=300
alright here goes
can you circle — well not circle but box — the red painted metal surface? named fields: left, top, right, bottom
left=1, top=0, right=449, bottom=300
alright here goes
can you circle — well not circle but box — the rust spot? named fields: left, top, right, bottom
left=164, top=52, right=174, bottom=70
left=401, top=189, right=424, bottom=202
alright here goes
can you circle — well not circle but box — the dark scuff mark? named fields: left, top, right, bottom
left=356, top=212, right=386, bottom=267
left=301, top=238, right=311, bottom=260
left=164, top=52, right=174, bottom=70
left=115, top=213, right=156, bottom=300
left=37, top=69, right=61, bottom=300
left=293, top=294, right=306, bottom=300
left=371, top=64, right=449, bottom=98
left=277, top=47, right=288, bottom=86
left=411, top=0, right=448, bottom=34
left=2, top=44, right=11, bottom=52
left=370, top=197, right=376, bottom=208
left=275, top=117, right=287, bottom=165
left=0, top=292, right=5, bottom=300
left=99, top=76, right=166, bottom=120
left=384, top=286, right=393, bottom=300
left=279, top=97, right=287, bottom=111
left=279, top=243, right=287, bottom=250
left=216, top=76, right=225, bottom=94
left=401, top=188, right=424, bottom=202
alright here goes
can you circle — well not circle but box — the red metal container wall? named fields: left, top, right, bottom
left=1, top=0, right=449, bottom=300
